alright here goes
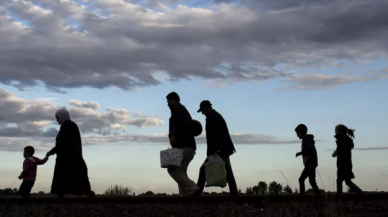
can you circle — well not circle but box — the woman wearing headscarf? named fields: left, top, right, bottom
left=46, top=108, right=95, bottom=197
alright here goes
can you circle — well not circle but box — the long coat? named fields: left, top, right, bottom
left=335, top=134, right=355, bottom=179
left=48, top=120, right=91, bottom=195
left=205, top=110, right=236, bottom=157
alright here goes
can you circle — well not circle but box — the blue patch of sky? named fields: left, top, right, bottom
left=71, top=0, right=88, bottom=7
left=2, top=7, right=31, bottom=27
left=188, top=0, right=215, bottom=8
left=64, top=17, right=79, bottom=28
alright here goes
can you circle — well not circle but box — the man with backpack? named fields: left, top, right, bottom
left=196, top=100, right=238, bottom=196
left=166, top=92, right=201, bottom=196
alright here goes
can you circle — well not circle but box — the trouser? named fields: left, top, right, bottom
left=19, top=180, right=35, bottom=198
left=197, top=154, right=238, bottom=195
left=337, top=178, right=362, bottom=194
left=167, top=148, right=199, bottom=196
left=299, top=165, right=320, bottom=195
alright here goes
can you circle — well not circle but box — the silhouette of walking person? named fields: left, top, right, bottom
left=196, top=100, right=238, bottom=196
left=46, top=109, right=95, bottom=198
left=166, top=92, right=200, bottom=196
left=18, top=146, right=48, bottom=198
left=295, top=124, right=321, bottom=195
left=332, top=124, right=362, bottom=194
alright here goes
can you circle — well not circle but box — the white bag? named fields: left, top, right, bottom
left=160, top=148, right=183, bottom=169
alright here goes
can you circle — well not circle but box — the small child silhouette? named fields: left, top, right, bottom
left=18, top=146, right=49, bottom=198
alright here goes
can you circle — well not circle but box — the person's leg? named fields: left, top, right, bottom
left=336, top=177, right=344, bottom=194
left=18, top=180, right=28, bottom=198
left=220, top=155, right=238, bottom=195
left=197, top=158, right=208, bottom=194
left=308, top=166, right=320, bottom=194
left=344, top=179, right=362, bottom=193
left=167, top=148, right=199, bottom=195
left=19, top=180, right=34, bottom=198
left=299, top=167, right=309, bottom=195
left=179, top=165, right=189, bottom=196
left=27, top=181, right=35, bottom=197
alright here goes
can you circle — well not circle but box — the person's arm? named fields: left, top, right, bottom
left=19, top=160, right=29, bottom=179
left=47, top=147, right=57, bottom=157
left=206, top=116, right=221, bottom=155
left=47, top=124, right=67, bottom=156
left=36, top=157, right=49, bottom=165
left=168, top=112, right=175, bottom=139
left=334, top=140, right=344, bottom=157
left=174, top=106, right=191, bottom=137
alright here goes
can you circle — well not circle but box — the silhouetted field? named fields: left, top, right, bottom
left=1, top=194, right=388, bottom=216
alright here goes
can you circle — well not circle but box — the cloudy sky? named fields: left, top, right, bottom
left=0, top=0, right=387, bottom=194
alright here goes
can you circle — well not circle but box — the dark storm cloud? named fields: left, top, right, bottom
left=0, top=0, right=387, bottom=91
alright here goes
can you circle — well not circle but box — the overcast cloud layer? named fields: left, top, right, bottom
left=0, top=88, right=300, bottom=151
left=0, top=0, right=387, bottom=92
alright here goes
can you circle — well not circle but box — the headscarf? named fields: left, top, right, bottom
left=55, top=108, right=71, bottom=125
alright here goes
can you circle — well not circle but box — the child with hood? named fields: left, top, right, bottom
left=295, top=124, right=321, bottom=195
left=18, top=146, right=48, bottom=197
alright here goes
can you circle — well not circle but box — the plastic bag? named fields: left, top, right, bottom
left=205, top=154, right=227, bottom=187
left=160, top=148, right=183, bottom=169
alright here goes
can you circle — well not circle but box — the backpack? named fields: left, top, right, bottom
left=189, top=119, right=202, bottom=137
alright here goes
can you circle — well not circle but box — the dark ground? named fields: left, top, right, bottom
left=1, top=194, right=387, bottom=217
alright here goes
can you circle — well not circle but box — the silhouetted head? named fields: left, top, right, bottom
left=166, top=92, right=180, bottom=109
left=295, top=124, right=308, bottom=139
left=55, top=108, right=70, bottom=125
left=197, top=100, right=213, bottom=116
left=24, top=146, right=34, bottom=158
left=335, top=124, right=355, bottom=138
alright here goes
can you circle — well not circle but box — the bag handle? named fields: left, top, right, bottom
left=213, top=153, right=223, bottom=161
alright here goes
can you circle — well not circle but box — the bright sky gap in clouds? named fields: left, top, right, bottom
left=0, top=0, right=387, bottom=194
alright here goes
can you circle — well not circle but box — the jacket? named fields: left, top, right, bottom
left=301, top=134, right=318, bottom=167
left=168, top=103, right=196, bottom=150
left=205, top=110, right=236, bottom=157
left=20, top=157, right=48, bottom=181
left=334, top=134, right=355, bottom=179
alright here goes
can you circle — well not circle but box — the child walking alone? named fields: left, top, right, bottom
left=18, top=146, right=49, bottom=198
left=332, top=124, right=362, bottom=194
left=295, top=124, right=321, bottom=195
